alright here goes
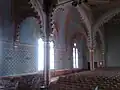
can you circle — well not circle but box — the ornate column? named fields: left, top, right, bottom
left=89, top=49, right=95, bottom=70
left=43, top=1, right=52, bottom=89
left=88, top=31, right=95, bottom=71
left=100, top=48, right=105, bottom=68
left=77, top=40, right=84, bottom=69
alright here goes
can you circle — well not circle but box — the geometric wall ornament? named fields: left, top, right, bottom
left=0, top=41, right=37, bottom=76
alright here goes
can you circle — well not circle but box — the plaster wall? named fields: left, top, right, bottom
left=105, top=24, right=120, bottom=67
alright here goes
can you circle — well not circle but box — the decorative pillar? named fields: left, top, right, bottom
left=101, top=49, right=105, bottom=68
left=13, top=24, right=20, bottom=49
left=77, top=40, right=84, bottom=69
left=89, top=49, right=95, bottom=70
left=88, top=30, right=95, bottom=71
left=43, top=1, right=51, bottom=89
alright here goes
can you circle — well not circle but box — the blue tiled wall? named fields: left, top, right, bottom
left=0, top=42, right=38, bottom=76
left=0, top=0, right=39, bottom=76
left=20, top=17, right=39, bottom=45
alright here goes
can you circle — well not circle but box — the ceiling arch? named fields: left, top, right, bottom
left=64, top=7, right=89, bottom=49
left=76, top=3, right=93, bottom=32
left=51, top=2, right=93, bottom=36
left=29, top=0, right=45, bottom=34
left=92, top=7, right=120, bottom=53
left=93, top=7, right=120, bottom=32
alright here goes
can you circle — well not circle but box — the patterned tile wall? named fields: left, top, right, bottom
left=0, top=41, right=38, bottom=76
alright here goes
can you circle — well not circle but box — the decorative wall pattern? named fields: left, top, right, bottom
left=0, top=41, right=38, bottom=76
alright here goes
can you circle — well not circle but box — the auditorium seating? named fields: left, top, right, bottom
left=0, top=73, right=44, bottom=90
left=50, top=68, right=120, bottom=90
left=1, top=68, right=120, bottom=90
left=0, top=68, right=84, bottom=90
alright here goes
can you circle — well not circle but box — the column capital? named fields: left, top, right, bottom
left=89, top=49, right=94, bottom=52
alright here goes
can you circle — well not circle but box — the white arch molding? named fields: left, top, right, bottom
left=76, top=3, right=94, bottom=50
left=29, top=0, right=46, bottom=36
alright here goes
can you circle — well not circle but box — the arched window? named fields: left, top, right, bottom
left=73, top=43, right=79, bottom=68
left=50, top=41, right=54, bottom=69
left=38, top=38, right=54, bottom=71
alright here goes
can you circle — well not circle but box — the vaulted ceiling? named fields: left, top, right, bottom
left=11, top=0, right=120, bottom=26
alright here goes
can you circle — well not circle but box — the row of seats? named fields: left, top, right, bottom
left=0, top=68, right=85, bottom=90
left=0, top=73, right=44, bottom=90
left=50, top=69, right=120, bottom=90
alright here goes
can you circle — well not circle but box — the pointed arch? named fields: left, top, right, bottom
left=93, top=7, right=120, bottom=31
left=51, top=2, right=93, bottom=37
left=93, top=7, right=120, bottom=48
left=29, top=0, right=45, bottom=35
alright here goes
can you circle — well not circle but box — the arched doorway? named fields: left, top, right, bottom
left=38, top=38, right=54, bottom=71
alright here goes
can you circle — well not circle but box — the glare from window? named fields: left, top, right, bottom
left=38, top=38, right=54, bottom=71
left=73, top=43, right=78, bottom=68
left=74, top=43, right=76, bottom=47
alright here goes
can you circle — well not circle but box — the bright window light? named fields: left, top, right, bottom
left=38, top=38, right=44, bottom=70
left=50, top=42, right=54, bottom=69
left=74, top=43, right=76, bottom=47
left=73, top=43, right=78, bottom=68
left=38, top=38, right=54, bottom=71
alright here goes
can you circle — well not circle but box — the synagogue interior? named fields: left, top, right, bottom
left=0, top=0, right=120, bottom=90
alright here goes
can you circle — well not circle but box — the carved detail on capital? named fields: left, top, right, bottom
left=89, top=49, right=94, bottom=52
